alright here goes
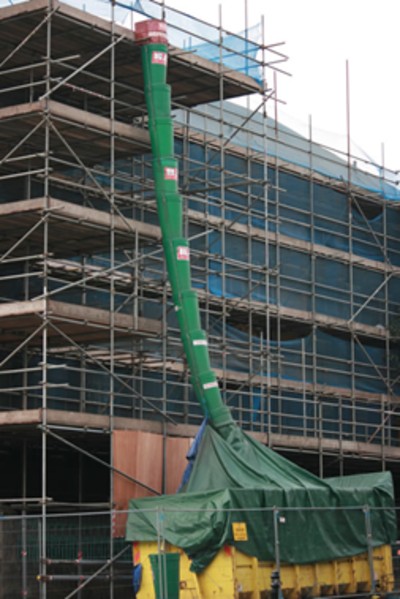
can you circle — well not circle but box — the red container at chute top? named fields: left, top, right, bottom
left=135, top=19, right=168, bottom=45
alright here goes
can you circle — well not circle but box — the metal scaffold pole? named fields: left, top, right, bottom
left=40, top=3, right=52, bottom=597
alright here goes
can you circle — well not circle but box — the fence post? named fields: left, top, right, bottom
left=364, top=505, right=377, bottom=594
left=272, top=506, right=282, bottom=598
left=21, top=513, right=28, bottom=598
left=273, top=507, right=281, bottom=573
left=271, top=568, right=281, bottom=599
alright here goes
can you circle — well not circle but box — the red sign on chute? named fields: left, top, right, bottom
left=151, top=51, right=167, bottom=66
left=164, top=166, right=178, bottom=180
left=177, top=246, right=190, bottom=261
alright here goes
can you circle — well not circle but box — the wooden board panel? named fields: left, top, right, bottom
left=113, top=430, right=163, bottom=508
left=113, top=430, right=163, bottom=537
left=112, top=431, right=193, bottom=536
left=165, top=436, right=193, bottom=495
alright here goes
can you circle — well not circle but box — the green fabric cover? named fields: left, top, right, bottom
left=126, top=425, right=396, bottom=572
left=131, top=34, right=396, bottom=575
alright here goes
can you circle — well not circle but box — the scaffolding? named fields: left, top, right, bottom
left=0, top=0, right=399, bottom=596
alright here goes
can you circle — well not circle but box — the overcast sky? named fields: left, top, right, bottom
left=162, top=0, right=399, bottom=175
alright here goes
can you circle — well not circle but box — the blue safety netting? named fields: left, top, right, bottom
left=192, top=226, right=397, bottom=327
left=177, top=129, right=399, bottom=329
left=207, top=319, right=394, bottom=397
left=0, top=344, right=393, bottom=445
left=175, top=133, right=400, bottom=258
left=181, top=24, right=262, bottom=82
left=116, top=0, right=263, bottom=82
left=174, top=102, right=400, bottom=202
left=0, top=0, right=263, bottom=82
left=225, top=385, right=386, bottom=444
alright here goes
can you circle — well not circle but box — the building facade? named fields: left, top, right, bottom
left=0, top=0, right=399, bottom=596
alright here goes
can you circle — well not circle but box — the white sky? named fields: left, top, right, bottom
left=163, top=0, right=399, bottom=173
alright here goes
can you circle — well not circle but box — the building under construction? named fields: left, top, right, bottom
left=0, top=0, right=399, bottom=597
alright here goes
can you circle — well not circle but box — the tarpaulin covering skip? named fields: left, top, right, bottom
left=126, top=18, right=397, bottom=575
left=126, top=424, right=396, bottom=571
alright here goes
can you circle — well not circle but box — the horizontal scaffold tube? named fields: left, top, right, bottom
left=135, top=19, right=233, bottom=430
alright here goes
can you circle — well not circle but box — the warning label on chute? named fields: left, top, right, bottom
left=164, top=167, right=178, bottom=180
left=151, top=51, right=167, bottom=66
left=177, top=246, right=190, bottom=261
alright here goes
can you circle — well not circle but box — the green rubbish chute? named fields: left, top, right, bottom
left=128, top=19, right=397, bottom=573
left=135, top=19, right=232, bottom=432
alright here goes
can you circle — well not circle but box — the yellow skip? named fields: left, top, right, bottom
left=133, top=541, right=394, bottom=599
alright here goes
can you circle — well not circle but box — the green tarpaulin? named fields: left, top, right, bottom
left=126, top=424, right=396, bottom=572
